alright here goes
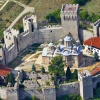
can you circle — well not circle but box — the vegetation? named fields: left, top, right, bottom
left=0, top=1, right=24, bottom=39
left=23, top=96, right=38, bottom=100
left=32, top=64, right=36, bottom=71
left=57, top=94, right=82, bottom=100
left=45, top=81, right=50, bottom=86
left=19, top=0, right=32, bottom=4
left=48, top=56, right=65, bottom=77
left=92, top=82, right=100, bottom=99
left=5, top=73, right=15, bottom=86
left=41, top=67, right=45, bottom=74
left=66, top=67, right=78, bottom=82
left=72, top=0, right=89, bottom=6
left=79, top=11, right=100, bottom=23
left=66, top=66, right=72, bottom=81
left=93, top=52, right=99, bottom=61
left=45, top=9, right=60, bottom=23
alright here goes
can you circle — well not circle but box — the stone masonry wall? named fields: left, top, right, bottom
left=56, top=82, right=80, bottom=97
left=43, top=87, right=56, bottom=100
left=92, top=75, right=100, bottom=89
left=19, top=88, right=44, bottom=100
left=7, top=89, right=19, bottom=100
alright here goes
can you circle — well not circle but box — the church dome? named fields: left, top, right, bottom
left=63, top=50, right=70, bottom=56
left=64, top=36, right=72, bottom=41
left=48, top=42, right=54, bottom=47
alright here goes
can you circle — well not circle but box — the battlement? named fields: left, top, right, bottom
left=39, top=25, right=61, bottom=29
left=23, top=15, right=37, bottom=23
left=4, top=28, right=19, bottom=37
left=61, top=4, right=79, bottom=13
left=94, top=19, right=100, bottom=26
left=78, top=70, right=91, bottom=79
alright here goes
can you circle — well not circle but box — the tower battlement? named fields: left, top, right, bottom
left=61, top=4, right=79, bottom=13
left=61, top=4, right=79, bottom=40
left=93, top=19, right=100, bottom=37
left=78, top=70, right=93, bottom=100
left=23, top=15, right=37, bottom=32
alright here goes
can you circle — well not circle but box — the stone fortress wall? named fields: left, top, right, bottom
left=0, top=71, right=100, bottom=100
left=0, top=4, right=80, bottom=65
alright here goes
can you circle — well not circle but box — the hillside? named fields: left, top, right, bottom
left=16, top=0, right=100, bottom=20
left=17, top=0, right=72, bottom=20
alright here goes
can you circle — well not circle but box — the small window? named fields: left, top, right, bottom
left=9, top=37, right=11, bottom=40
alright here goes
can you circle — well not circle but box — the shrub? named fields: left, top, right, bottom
left=32, top=96, right=38, bottom=100
left=45, top=81, right=50, bottom=86
left=57, top=94, right=82, bottom=100
left=41, top=67, right=45, bottom=74
left=32, top=64, right=36, bottom=71
left=45, top=9, right=61, bottom=23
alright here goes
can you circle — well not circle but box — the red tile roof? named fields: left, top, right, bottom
left=0, top=64, right=12, bottom=77
left=91, top=67, right=100, bottom=76
left=83, top=37, right=100, bottom=49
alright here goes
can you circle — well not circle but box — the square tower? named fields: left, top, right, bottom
left=23, top=15, right=37, bottom=33
left=78, top=70, right=93, bottom=100
left=93, top=19, right=100, bottom=37
left=61, top=4, right=79, bottom=40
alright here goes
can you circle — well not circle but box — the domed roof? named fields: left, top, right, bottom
left=64, top=36, right=72, bottom=41
left=73, top=45, right=77, bottom=49
left=59, top=39, right=63, bottom=42
left=48, top=42, right=54, bottom=47
left=63, top=50, right=70, bottom=56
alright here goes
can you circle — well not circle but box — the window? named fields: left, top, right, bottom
left=9, top=37, right=11, bottom=40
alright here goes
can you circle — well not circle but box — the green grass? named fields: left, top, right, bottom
left=0, top=1, right=24, bottom=39
left=16, top=0, right=71, bottom=20
left=16, top=0, right=100, bottom=20
left=81, top=0, right=100, bottom=15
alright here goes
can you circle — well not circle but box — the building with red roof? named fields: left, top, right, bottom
left=91, top=67, right=100, bottom=76
left=0, top=64, right=12, bottom=77
left=83, top=37, right=100, bottom=55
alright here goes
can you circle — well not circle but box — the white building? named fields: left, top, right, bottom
left=83, top=37, right=100, bottom=56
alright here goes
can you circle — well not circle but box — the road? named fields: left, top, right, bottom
left=0, top=0, right=9, bottom=11
left=0, top=0, right=35, bottom=29
left=8, top=0, right=35, bottom=28
left=8, top=6, right=35, bottom=28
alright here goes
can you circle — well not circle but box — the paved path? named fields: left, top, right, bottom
left=8, top=0, right=35, bottom=28
left=0, top=0, right=9, bottom=11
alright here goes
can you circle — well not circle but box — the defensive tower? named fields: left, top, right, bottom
left=61, top=4, right=79, bottom=40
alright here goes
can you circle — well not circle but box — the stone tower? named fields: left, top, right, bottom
left=78, top=70, right=93, bottom=100
left=61, top=4, right=79, bottom=40
left=93, top=19, right=100, bottom=37
left=23, top=15, right=37, bottom=33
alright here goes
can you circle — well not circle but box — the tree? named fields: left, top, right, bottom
left=45, top=9, right=61, bottom=23
left=79, top=11, right=89, bottom=20
left=66, top=66, right=72, bottom=81
left=72, top=0, right=85, bottom=5
left=48, top=56, right=65, bottom=77
left=72, top=69, right=78, bottom=80
left=5, top=73, right=15, bottom=86
left=41, top=67, right=45, bottom=74
left=94, top=52, right=99, bottom=61
left=32, top=64, right=36, bottom=71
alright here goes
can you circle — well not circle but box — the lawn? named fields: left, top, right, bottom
left=16, top=0, right=71, bottom=20
left=0, top=1, right=24, bottom=39
left=81, top=0, right=100, bottom=15
left=16, top=0, right=100, bottom=20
